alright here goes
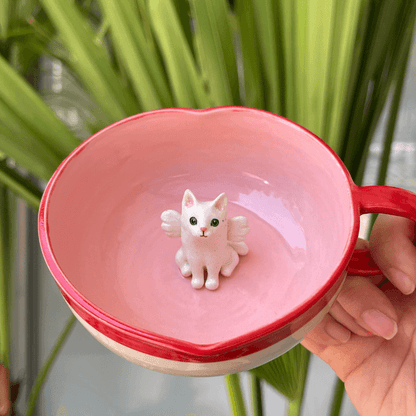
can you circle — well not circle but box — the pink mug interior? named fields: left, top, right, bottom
left=42, top=107, right=355, bottom=348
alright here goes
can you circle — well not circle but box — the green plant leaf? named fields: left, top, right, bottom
left=0, top=0, right=11, bottom=39
left=26, top=14, right=74, bottom=68
left=250, top=344, right=310, bottom=402
left=224, top=373, right=247, bottom=416
left=0, top=185, right=15, bottom=369
left=0, top=159, right=42, bottom=210
left=0, top=103, right=62, bottom=181
left=302, top=0, right=335, bottom=136
left=329, top=378, right=345, bottom=416
left=0, top=54, right=80, bottom=160
left=0, top=0, right=38, bottom=41
left=249, top=0, right=282, bottom=114
left=0, top=160, right=42, bottom=210
left=40, top=0, right=139, bottom=122
left=342, top=0, right=416, bottom=180
left=292, top=0, right=308, bottom=126
left=235, top=0, right=265, bottom=109
left=16, top=0, right=38, bottom=21
left=8, top=33, right=44, bottom=75
left=117, top=1, right=169, bottom=96
left=250, top=374, right=263, bottom=416
left=189, top=0, right=240, bottom=106
left=25, top=315, right=76, bottom=416
left=98, top=0, right=173, bottom=110
left=148, top=0, right=211, bottom=108
left=322, top=0, right=365, bottom=150
left=378, top=38, right=412, bottom=189
left=170, top=0, right=194, bottom=56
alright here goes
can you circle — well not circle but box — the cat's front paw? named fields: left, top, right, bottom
left=180, top=263, right=192, bottom=277
left=191, top=276, right=204, bottom=289
left=205, top=277, right=219, bottom=290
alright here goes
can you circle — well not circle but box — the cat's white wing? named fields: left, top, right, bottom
left=227, top=216, right=249, bottom=242
left=227, top=216, right=249, bottom=256
left=161, top=210, right=181, bottom=238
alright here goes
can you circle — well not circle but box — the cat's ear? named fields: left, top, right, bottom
left=213, top=192, right=227, bottom=213
left=183, top=189, right=197, bottom=208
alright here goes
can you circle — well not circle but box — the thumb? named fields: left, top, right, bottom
left=370, top=214, right=416, bottom=295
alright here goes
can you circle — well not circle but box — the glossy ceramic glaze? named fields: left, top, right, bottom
left=39, top=107, right=416, bottom=375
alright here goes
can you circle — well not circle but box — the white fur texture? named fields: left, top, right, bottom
left=161, top=190, right=249, bottom=290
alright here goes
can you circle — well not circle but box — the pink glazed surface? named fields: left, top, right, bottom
left=40, top=107, right=356, bottom=354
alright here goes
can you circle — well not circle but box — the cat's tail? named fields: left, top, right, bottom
left=228, top=241, right=249, bottom=256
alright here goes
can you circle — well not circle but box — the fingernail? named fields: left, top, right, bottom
left=361, top=309, right=398, bottom=340
left=389, top=268, right=415, bottom=295
left=326, top=323, right=351, bottom=343
left=0, top=404, right=9, bottom=415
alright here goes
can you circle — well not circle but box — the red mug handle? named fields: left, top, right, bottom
left=347, top=185, right=416, bottom=276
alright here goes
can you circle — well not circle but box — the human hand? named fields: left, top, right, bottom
left=302, top=214, right=416, bottom=416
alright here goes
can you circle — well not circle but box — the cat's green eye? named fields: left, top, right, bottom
left=189, top=217, right=197, bottom=225
left=211, top=218, right=219, bottom=227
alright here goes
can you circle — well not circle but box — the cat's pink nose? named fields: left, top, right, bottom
left=200, top=227, right=208, bottom=232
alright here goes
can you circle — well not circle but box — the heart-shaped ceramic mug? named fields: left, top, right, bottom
left=39, top=107, right=416, bottom=376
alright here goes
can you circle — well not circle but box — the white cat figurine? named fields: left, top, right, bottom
left=161, top=190, right=249, bottom=290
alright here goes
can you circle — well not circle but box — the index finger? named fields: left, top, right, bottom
left=370, top=214, right=416, bottom=295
